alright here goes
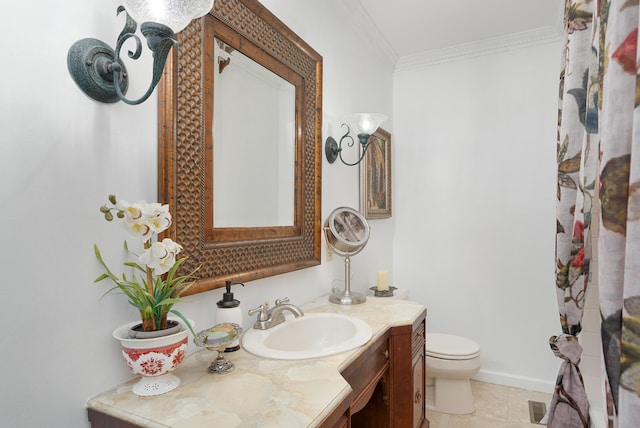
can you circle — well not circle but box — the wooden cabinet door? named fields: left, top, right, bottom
left=411, top=318, right=426, bottom=428
left=389, top=310, right=428, bottom=428
left=412, top=352, right=425, bottom=428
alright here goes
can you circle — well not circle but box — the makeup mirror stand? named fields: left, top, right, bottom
left=324, top=206, right=370, bottom=305
left=330, top=254, right=366, bottom=305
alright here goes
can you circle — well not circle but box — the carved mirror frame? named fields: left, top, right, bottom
left=158, top=0, right=322, bottom=295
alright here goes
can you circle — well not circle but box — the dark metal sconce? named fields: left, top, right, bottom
left=67, top=1, right=213, bottom=105
left=325, top=113, right=387, bottom=166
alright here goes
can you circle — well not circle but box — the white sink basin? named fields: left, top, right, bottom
left=242, top=313, right=372, bottom=360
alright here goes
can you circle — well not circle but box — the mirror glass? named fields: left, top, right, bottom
left=324, top=207, right=370, bottom=256
left=213, top=38, right=295, bottom=227
left=332, top=210, right=368, bottom=244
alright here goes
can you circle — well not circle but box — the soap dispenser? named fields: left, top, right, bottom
left=216, top=281, right=244, bottom=352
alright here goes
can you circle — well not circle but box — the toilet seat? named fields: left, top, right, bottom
left=426, top=333, right=480, bottom=360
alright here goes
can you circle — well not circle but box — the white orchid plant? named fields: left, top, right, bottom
left=94, top=194, right=196, bottom=335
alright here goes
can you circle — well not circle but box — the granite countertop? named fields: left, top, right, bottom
left=87, top=296, right=426, bottom=427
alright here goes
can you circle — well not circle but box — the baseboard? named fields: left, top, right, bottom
left=473, top=369, right=555, bottom=394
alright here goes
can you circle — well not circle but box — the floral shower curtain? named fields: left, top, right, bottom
left=549, top=1, right=597, bottom=426
left=551, top=0, right=640, bottom=427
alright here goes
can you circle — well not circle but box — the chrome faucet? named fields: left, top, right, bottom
left=248, top=297, right=304, bottom=330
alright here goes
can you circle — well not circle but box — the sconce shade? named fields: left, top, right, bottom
left=122, top=0, right=214, bottom=33
left=344, top=113, right=387, bottom=136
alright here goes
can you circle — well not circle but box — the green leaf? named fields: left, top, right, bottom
left=94, top=273, right=110, bottom=282
left=123, top=262, right=146, bottom=273
left=169, top=309, right=197, bottom=338
left=93, top=228, right=201, bottom=332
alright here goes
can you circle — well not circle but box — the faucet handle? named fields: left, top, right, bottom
left=248, top=303, right=269, bottom=321
left=275, top=297, right=290, bottom=306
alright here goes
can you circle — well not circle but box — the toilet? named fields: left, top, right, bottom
left=425, top=333, right=480, bottom=414
left=369, top=289, right=480, bottom=414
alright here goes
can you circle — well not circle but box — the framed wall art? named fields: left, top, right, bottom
left=360, top=127, right=392, bottom=219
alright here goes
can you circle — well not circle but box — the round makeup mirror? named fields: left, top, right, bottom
left=324, top=207, right=370, bottom=304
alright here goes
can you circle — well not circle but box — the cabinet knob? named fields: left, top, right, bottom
left=384, top=349, right=389, bottom=359
left=414, top=389, right=422, bottom=404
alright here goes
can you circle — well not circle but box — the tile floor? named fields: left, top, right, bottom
left=426, top=380, right=553, bottom=428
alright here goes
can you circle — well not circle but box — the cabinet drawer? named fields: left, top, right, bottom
left=411, top=320, right=425, bottom=358
left=341, top=333, right=389, bottom=404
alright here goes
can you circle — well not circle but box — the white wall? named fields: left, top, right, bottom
left=393, top=41, right=563, bottom=392
left=0, top=1, right=393, bottom=426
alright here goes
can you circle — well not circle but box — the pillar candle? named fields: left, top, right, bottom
left=376, top=271, right=389, bottom=291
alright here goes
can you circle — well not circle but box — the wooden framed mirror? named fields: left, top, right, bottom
left=158, top=0, right=322, bottom=295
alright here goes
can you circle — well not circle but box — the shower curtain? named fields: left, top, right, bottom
left=551, top=0, right=640, bottom=427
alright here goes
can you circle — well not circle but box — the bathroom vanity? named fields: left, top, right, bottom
left=324, top=305, right=427, bottom=428
left=87, top=298, right=428, bottom=427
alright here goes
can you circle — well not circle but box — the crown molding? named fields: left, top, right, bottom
left=341, top=0, right=565, bottom=71
left=340, top=0, right=399, bottom=66
left=395, top=26, right=563, bottom=71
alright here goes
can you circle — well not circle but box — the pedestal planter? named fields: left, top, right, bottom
left=112, top=318, right=194, bottom=396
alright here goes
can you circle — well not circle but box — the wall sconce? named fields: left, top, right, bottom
left=67, top=0, right=214, bottom=105
left=325, top=113, right=387, bottom=166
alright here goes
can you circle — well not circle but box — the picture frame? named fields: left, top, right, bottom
left=360, top=127, right=392, bottom=219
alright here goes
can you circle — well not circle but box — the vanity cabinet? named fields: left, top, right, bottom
left=88, top=410, right=138, bottom=428
left=389, top=310, right=427, bottom=428
left=87, top=302, right=427, bottom=428
left=343, top=332, right=391, bottom=427
left=319, top=309, right=428, bottom=428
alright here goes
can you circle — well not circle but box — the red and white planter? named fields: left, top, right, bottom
left=112, top=318, right=193, bottom=396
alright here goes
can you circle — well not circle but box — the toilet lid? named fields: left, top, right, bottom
left=425, top=333, right=480, bottom=359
